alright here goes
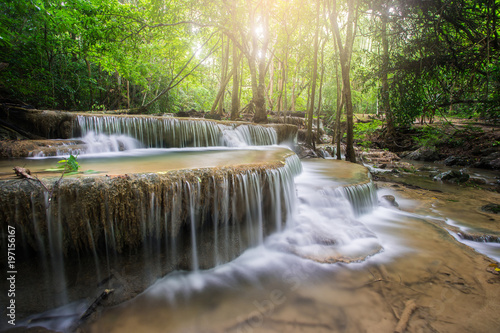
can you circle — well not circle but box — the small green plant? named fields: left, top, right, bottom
left=45, top=154, right=80, bottom=175
left=58, top=154, right=80, bottom=174
left=91, top=103, right=106, bottom=111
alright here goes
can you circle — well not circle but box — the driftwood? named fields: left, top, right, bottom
left=13, top=166, right=64, bottom=206
left=13, top=166, right=34, bottom=179
left=79, top=289, right=114, bottom=321
left=394, top=299, right=417, bottom=333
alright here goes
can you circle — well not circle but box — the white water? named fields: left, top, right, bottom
left=74, top=116, right=279, bottom=150
left=14, top=159, right=397, bottom=332
left=219, top=124, right=278, bottom=147
left=80, top=132, right=142, bottom=153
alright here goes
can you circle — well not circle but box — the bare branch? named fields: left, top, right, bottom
left=143, top=32, right=221, bottom=109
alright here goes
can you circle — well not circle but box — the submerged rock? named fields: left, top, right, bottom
left=481, top=203, right=500, bottom=214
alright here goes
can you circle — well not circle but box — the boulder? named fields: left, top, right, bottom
left=473, top=152, right=500, bottom=170
left=433, top=169, right=470, bottom=183
left=444, top=156, right=468, bottom=166
left=380, top=195, right=399, bottom=208
left=297, top=143, right=318, bottom=159
left=405, top=147, right=442, bottom=162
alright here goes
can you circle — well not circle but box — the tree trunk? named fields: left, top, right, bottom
left=334, top=46, right=343, bottom=160
left=277, top=61, right=283, bottom=114
left=252, top=1, right=269, bottom=123
left=218, top=35, right=230, bottom=116
left=342, top=65, right=355, bottom=162
left=316, top=38, right=326, bottom=137
left=231, top=43, right=241, bottom=120
left=211, top=67, right=236, bottom=114
left=307, top=0, right=321, bottom=146
left=268, top=57, right=274, bottom=110
left=380, top=3, right=393, bottom=132
left=336, top=92, right=343, bottom=160
left=328, top=0, right=358, bottom=163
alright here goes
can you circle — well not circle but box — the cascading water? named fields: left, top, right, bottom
left=336, top=181, right=378, bottom=217
left=0, top=111, right=389, bottom=333
left=80, top=132, right=142, bottom=153
left=8, top=155, right=387, bottom=333
left=74, top=115, right=279, bottom=149
left=0, top=148, right=305, bottom=322
left=219, top=124, right=278, bottom=147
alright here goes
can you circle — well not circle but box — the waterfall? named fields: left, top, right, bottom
left=0, top=151, right=301, bottom=312
left=219, top=124, right=278, bottom=146
left=81, top=132, right=142, bottom=153
left=74, top=115, right=278, bottom=148
left=336, top=182, right=378, bottom=217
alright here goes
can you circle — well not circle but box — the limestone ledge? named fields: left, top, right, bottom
left=0, top=152, right=299, bottom=259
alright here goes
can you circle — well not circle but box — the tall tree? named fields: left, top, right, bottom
left=230, top=42, right=241, bottom=120
left=307, top=0, right=322, bottom=146
left=328, top=0, right=359, bottom=163
left=378, top=0, right=393, bottom=132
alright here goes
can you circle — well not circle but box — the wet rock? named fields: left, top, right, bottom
left=481, top=203, right=500, bottom=214
left=187, top=109, right=206, bottom=118
left=444, top=156, right=468, bottom=166
left=297, top=143, right=318, bottom=159
left=0, top=107, right=76, bottom=139
left=405, top=147, right=442, bottom=162
left=469, top=177, right=487, bottom=185
left=175, top=111, right=189, bottom=117
left=433, top=169, right=470, bottom=183
left=380, top=195, right=399, bottom=208
left=205, top=113, right=221, bottom=120
left=472, top=151, right=500, bottom=170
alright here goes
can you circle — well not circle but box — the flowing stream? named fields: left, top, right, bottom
left=1, top=119, right=499, bottom=332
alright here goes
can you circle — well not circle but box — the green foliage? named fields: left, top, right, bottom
left=414, top=126, right=443, bottom=148
left=351, top=119, right=383, bottom=148
left=0, top=0, right=498, bottom=126
left=353, top=119, right=383, bottom=141
left=45, top=154, right=80, bottom=175
left=58, top=154, right=80, bottom=173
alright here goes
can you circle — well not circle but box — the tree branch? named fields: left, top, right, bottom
left=142, top=32, right=221, bottom=109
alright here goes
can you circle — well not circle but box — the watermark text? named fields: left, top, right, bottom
left=6, top=225, right=16, bottom=326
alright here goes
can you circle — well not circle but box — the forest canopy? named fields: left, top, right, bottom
left=1, top=0, right=499, bottom=127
